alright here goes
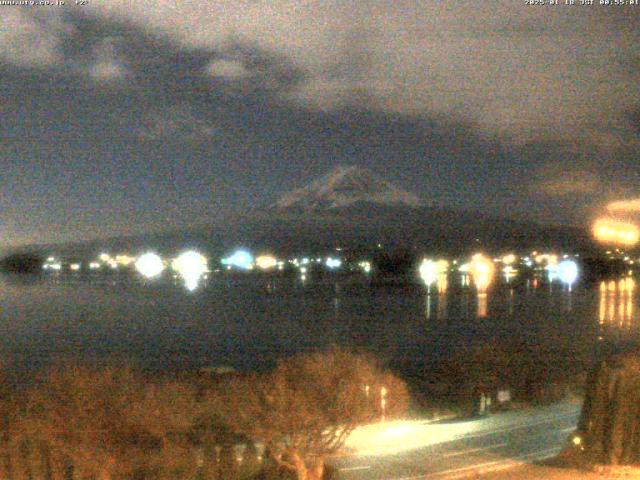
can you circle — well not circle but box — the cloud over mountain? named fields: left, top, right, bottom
left=77, top=1, right=639, bottom=147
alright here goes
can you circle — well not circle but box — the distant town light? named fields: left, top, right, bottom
left=593, top=218, right=640, bottom=246
left=359, top=261, right=372, bottom=274
left=419, top=259, right=438, bottom=287
left=420, top=259, right=448, bottom=292
left=326, top=257, right=342, bottom=269
left=502, top=254, right=517, bottom=265
left=135, top=252, right=165, bottom=278
left=221, top=249, right=254, bottom=270
left=115, top=255, right=135, bottom=266
left=88, top=262, right=101, bottom=270
left=469, top=253, right=495, bottom=293
left=558, top=260, right=578, bottom=286
left=172, top=250, right=208, bottom=289
left=255, top=255, right=278, bottom=270
left=70, top=263, right=81, bottom=271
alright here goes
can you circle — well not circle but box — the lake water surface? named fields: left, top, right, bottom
left=0, top=273, right=636, bottom=380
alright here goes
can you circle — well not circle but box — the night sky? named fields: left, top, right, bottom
left=1, top=3, right=639, bottom=247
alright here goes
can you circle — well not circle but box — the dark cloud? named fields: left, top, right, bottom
left=0, top=4, right=638, bottom=246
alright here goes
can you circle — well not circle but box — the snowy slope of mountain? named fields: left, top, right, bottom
left=274, top=165, right=424, bottom=211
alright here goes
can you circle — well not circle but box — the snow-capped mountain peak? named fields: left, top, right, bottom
left=274, top=165, right=424, bottom=210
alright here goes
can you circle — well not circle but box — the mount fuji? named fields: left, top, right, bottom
left=21, top=165, right=594, bottom=259
left=273, top=165, right=424, bottom=211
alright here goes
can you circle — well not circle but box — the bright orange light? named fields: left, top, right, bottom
left=593, top=218, right=640, bottom=246
left=469, top=253, right=495, bottom=293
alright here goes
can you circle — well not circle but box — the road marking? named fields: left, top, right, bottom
left=339, top=465, right=371, bottom=472
left=391, top=447, right=562, bottom=480
left=455, top=411, right=579, bottom=442
left=441, top=442, right=507, bottom=458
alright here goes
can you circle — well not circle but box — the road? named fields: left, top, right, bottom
left=330, top=402, right=581, bottom=480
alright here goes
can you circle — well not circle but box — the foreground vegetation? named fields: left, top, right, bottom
left=0, top=348, right=409, bottom=480
left=0, top=338, right=593, bottom=480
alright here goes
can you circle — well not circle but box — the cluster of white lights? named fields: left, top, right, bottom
left=171, top=251, right=208, bottom=291
left=419, top=259, right=449, bottom=293
left=359, top=261, right=372, bottom=274
left=326, top=257, right=342, bottom=269
left=135, top=252, right=165, bottom=278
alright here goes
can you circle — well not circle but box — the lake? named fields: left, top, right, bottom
left=0, top=272, right=636, bottom=383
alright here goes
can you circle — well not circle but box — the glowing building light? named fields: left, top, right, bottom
left=135, top=252, right=165, bottom=278
left=593, top=218, right=640, bottom=246
left=558, top=260, right=578, bottom=286
left=419, top=259, right=449, bottom=288
left=89, top=262, right=101, bottom=270
left=359, top=261, right=372, bottom=274
left=221, top=250, right=254, bottom=270
left=115, top=255, right=135, bottom=266
left=70, top=263, right=81, bottom=271
left=419, top=260, right=438, bottom=287
left=326, top=257, right=342, bottom=269
left=502, top=254, right=516, bottom=265
left=171, top=251, right=208, bottom=291
left=99, top=253, right=111, bottom=262
left=255, top=255, right=278, bottom=270
left=172, top=251, right=208, bottom=276
left=469, top=253, right=495, bottom=293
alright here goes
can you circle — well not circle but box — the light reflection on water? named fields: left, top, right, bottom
left=598, top=278, right=636, bottom=333
left=0, top=273, right=638, bottom=374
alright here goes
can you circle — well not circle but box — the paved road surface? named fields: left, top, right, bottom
left=331, top=402, right=581, bottom=480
